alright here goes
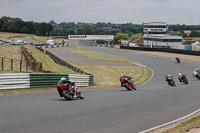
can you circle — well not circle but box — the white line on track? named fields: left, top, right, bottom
left=139, top=108, right=200, bottom=133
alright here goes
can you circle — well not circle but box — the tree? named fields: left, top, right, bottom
left=130, top=33, right=144, bottom=40
left=115, top=33, right=129, bottom=40
left=83, top=25, right=94, bottom=35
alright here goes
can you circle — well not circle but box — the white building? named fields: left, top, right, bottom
left=143, top=22, right=182, bottom=47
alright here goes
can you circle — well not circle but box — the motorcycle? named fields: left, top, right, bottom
left=176, top=57, right=180, bottom=63
left=179, top=75, right=188, bottom=84
left=57, top=83, right=84, bottom=100
left=120, top=76, right=136, bottom=91
left=193, top=71, right=200, bottom=80
left=166, top=78, right=176, bottom=87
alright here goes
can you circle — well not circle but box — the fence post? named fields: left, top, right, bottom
left=39, top=62, right=42, bottom=72
left=26, top=61, right=29, bottom=72
left=11, top=59, right=13, bottom=71
left=20, top=60, right=22, bottom=71
left=2, top=57, right=4, bottom=71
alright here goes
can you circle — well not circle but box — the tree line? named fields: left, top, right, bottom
left=0, top=16, right=53, bottom=36
left=1, top=16, right=200, bottom=38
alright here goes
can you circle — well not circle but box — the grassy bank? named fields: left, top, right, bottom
left=27, top=46, right=76, bottom=74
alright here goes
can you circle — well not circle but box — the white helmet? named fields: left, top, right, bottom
left=61, top=77, right=66, bottom=80
left=178, top=73, right=182, bottom=76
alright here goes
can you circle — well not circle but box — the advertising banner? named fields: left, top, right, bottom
left=68, top=35, right=114, bottom=40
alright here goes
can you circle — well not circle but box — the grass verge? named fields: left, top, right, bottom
left=68, top=47, right=133, bottom=64
left=65, top=60, right=152, bottom=89
left=162, top=115, right=200, bottom=133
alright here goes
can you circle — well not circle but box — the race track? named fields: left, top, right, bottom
left=0, top=42, right=200, bottom=133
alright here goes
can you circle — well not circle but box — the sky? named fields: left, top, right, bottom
left=0, top=0, right=199, bottom=25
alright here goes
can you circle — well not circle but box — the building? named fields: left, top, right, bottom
left=128, top=39, right=144, bottom=47
left=143, top=22, right=182, bottom=47
left=182, top=40, right=200, bottom=46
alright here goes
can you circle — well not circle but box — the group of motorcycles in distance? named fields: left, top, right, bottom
left=166, top=57, right=200, bottom=87
left=56, top=57, right=199, bottom=100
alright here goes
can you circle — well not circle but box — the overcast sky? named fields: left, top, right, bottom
left=0, top=0, right=199, bottom=25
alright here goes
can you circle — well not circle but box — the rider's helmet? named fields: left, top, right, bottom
left=195, top=69, right=199, bottom=72
left=120, top=74, right=124, bottom=77
left=61, top=77, right=66, bottom=81
left=178, top=73, right=182, bottom=76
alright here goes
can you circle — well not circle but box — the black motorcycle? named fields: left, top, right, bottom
left=179, top=75, right=188, bottom=84
left=166, top=78, right=176, bottom=87
left=120, top=76, right=136, bottom=91
left=176, top=57, right=180, bottom=63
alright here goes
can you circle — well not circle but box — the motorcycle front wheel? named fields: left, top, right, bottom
left=183, top=79, right=188, bottom=84
left=125, top=83, right=132, bottom=91
left=79, top=93, right=84, bottom=99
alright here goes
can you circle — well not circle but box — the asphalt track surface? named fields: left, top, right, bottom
left=1, top=42, right=200, bottom=133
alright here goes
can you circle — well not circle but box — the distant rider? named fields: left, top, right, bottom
left=193, top=69, right=200, bottom=77
left=165, top=74, right=175, bottom=84
left=120, top=74, right=134, bottom=87
left=178, top=73, right=183, bottom=82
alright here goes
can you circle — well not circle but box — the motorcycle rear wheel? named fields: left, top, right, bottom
left=62, top=91, right=73, bottom=100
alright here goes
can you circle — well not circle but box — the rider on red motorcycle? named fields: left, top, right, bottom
left=120, top=74, right=131, bottom=86
left=120, top=74, right=136, bottom=90
left=57, top=77, right=77, bottom=97
left=178, top=73, right=183, bottom=82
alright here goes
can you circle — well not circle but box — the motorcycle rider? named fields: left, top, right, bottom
left=193, top=69, right=200, bottom=77
left=120, top=74, right=136, bottom=90
left=57, top=77, right=77, bottom=97
left=178, top=73, right=183, bottom=82
left=165, top=74, right=176, bottom=86
left=175, top=56, right=180, bottom=63
left=120, top=74, right=132, bottom=87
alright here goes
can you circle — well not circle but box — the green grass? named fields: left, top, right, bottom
left=0, top=45, right=11, bottom=58
left=0, top=45, right=22, bottom=73
left=27, top=46, right=76, bottom=74
left=65, top=60, right=152, bottom=89
left=68, top=48, right=133, bottom=64
left=29, top=35, right=63, bottom=43
left=162, top=115, right=200, bottom=133
left=0, top=87, right=57, bottom=94
left=7, top=35, right=26, bottom=39
left=29, top=34, right=48, bottom=42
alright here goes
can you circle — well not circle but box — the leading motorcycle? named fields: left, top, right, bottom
left=57, top=83, right=84, bottom=100
left=120, top=76, right=136, bottom=91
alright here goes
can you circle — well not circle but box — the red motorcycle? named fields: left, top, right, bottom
left=57, top=83, right=84, bottom=100
left=120, top=76, right=136, bottom=91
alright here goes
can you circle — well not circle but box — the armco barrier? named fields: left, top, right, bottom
left=45, top=50, right=92, bottom=75
left=0, top=73, right=94, bottom=90
left=30, top=73, right=93, bottom=87
left=0, top=73, right=30, bottom=90
left=37, top=44, right=69, bottom=49
left=120, top=46, right=200, bottom=56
